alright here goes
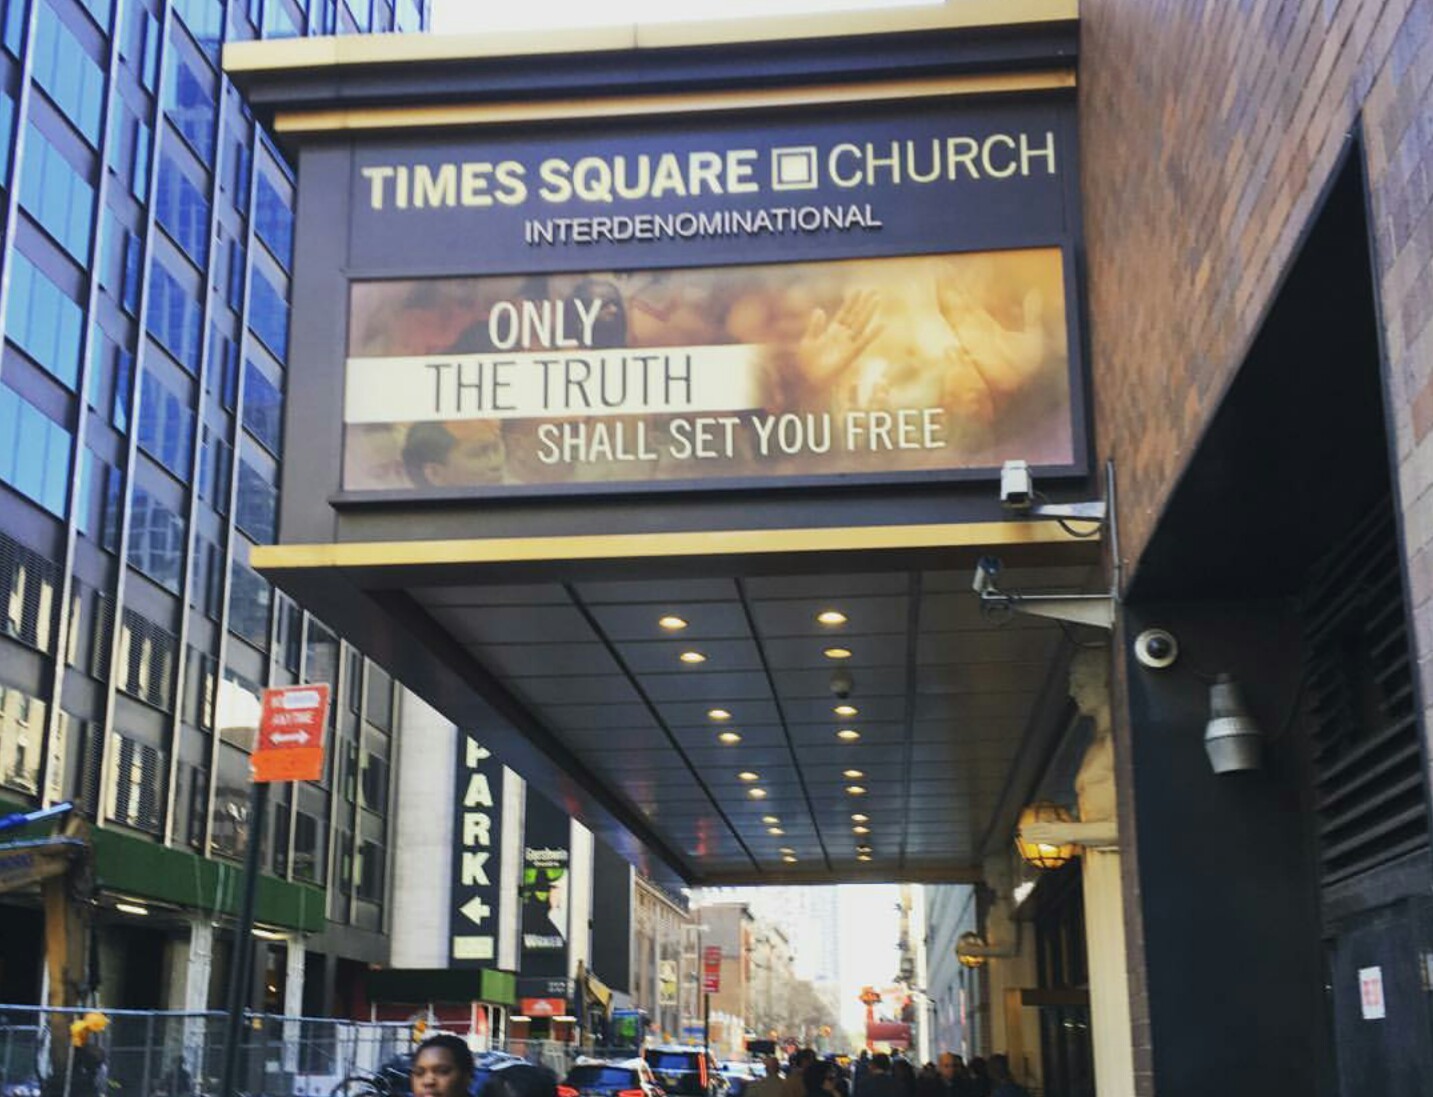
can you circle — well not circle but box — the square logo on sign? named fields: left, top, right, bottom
left=771, top=147, right=819, bottom=190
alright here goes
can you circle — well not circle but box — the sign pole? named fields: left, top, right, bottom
left=703, top=991, right=710, bottom=1061
left=218, top=684, right=330, bottom=1097
left=218, top=778, right=269, bottom=1097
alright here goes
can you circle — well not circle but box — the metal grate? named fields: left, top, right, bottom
left=1302, top=498, right=1430, bottom=886
left=0, top=530, right=60, bottom=654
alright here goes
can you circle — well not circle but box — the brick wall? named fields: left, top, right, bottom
left=1080, top=2, right=1433, bottom=1091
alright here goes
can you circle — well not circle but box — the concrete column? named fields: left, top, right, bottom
left=1083, top=850, right=1135, bottom=1097
left=499, top=770, right=525, bottom=973
left=183, top=918, right=214, bottom=1062
left=283, top=938, right=306, bottom=1071
left=568, top=821, right=594, bottom=979
left=1069, top=651, right=1137, bottom=1097
left=391, top=689, right=457, bottom=968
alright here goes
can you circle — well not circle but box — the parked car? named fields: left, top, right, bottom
left=560, top=1058, right=664, bottom=1097
left=642, top=1048, right=729, bottom=1097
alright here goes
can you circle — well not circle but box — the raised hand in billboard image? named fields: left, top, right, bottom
left=341, top=247, right=1074, bottom=492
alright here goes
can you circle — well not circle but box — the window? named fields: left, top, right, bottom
left=126, top=484, right=186, bottom=592
left=122, top=232, right=143, bottom=314
left=3, top=0, right=24, bottom=55
left=356, top=838, right=385, bottom=901
left=0, top=382, right=72, bottom=516
left=173, top=0, right=223, bottom=61
left=163, top=49, right=216, bottom=160
left=241, top=360, right=282, bottom=452
left=249, top=269, right=289, bottom=360
left=7, top=253, right=84, bottom=388
left=293, top=811, right=326, bottom=883
left=137, top=369, right=195, bottom=479
left=0, top=683, right=46, bottom=795
left=226, top=236, right=245, bottom=308
left=111, top=347, right=135, bottom=431
left=395, top=0, right=420, bottom=33
left=155, top=158, right=211, bottom=267
left=105, top=732, right=165, bottom=833
left=182, top=645, right=218, bottom=730
left=264, top=0, right=300, bottom=38
left=108, top=107, right=153, bottom=202
left=20, top=124, right=95, bottom=264
left=75, top=448, right=121, bottom=549
left=0, top=531, right=60, bottom=652
left=33, top=5, right=104, bottom=145
left=254, top=174, right=293, bottom=269
left=0, top=90, right=15, bottom=177
left=359, top=752, right=387, bottom=811
left=190, top=535, right=223, bottom=618
left=146, top=261, right=202, bottom=372
left=116, top=607, right=178, bottom=711
left=228, top=559, right=270, bottom=649
left=305, top=619, right=339, bottom=687
left=198, top=426, right=231, bottom=514
left=235, top=458, right=276, bottom=543
left=78, top=0, right=112, bottom=30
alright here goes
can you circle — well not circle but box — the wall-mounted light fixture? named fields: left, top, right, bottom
left=1133, top=628, right=1266, bottom=775
left=955, top=927, right=1021, bottom=968
left=1204, top=674, right=1264, bottom=774
left=1013, top=802, right=1083, bottom=870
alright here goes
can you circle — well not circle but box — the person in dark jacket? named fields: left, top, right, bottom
left=852, top=1054, right=901, bottom=1097
left=985, top=1057, right=1027, bottom=1097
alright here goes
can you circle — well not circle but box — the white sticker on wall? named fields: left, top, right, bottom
left=1358, top=966, right=1386, bottom=1020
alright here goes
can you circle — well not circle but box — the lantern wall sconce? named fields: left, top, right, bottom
left=955, top=928, right=1021, bottom=968
left=1016, top=801, right=1119, bottom=867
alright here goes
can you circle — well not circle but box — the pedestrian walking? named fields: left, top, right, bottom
left=785, top=1050, right=816, bottom=1097
left=852, top=1053, right=901, bottom=1097
left=411, top=1035, right=474, bottom=1097
left=936, top=1053, right=973, bottom=1097
left=965, top=1059, right=990, bottom=1097
left=745, top=1057, right=786, bottom=1097
left=985, top=1057, right=1027, bottom=1097
left=890, top=1058, right=916, bottom=1097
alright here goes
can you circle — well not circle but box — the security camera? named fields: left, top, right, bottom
left=972, top=556, right=1002, bottom=596
left=829, top=669, right=854, bottom=700
left=1000, top=460, right=1033, bottom=510
left=1133, top=628, right=1179, bottom=669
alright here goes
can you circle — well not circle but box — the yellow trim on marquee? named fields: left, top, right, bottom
left=271, top=71, right=1075, bottom=135
left=223, top=1, right=1078, bottom=75
left=250, top=521, right=1095, bottom=572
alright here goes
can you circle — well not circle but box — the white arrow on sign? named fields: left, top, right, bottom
left=269, top=731, right=311, bottom=745
left=458, top=894, right=492, bottom=927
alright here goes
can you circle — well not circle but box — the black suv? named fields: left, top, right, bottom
left=642, top=1049, right=729, bottom=1097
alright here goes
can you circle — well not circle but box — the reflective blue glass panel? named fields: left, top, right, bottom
left=7, top=252, right=84, bottom=389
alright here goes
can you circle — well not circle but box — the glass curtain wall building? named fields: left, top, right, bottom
left=0, top=0, right=427, bottom=1013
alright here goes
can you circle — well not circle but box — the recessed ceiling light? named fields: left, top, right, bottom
left=845, top=785, right=867, bottom=795
left=857, top=845, right=873, bottom=853
left=115, top=902, right=149, bottom=916
left=768, top=827, right=785, bottom=836
left=836, top=729, right=861, bottom=741
left=853, top=825, right=870, bottom=835
left=851, top=813, right=869, bottom=823
left=718, top=731, right=742, bottom=744
left=708, top=708, right=732, bottom=721
left=834, top=704, right=859, bottom=717
left=748, top=787, right=768, bottom=799
left=738, top=771, right=761, bottom=782
left=680, top=651, right=706, bottom=664
left=823, top=647, right=853, bottom=660
left=779, top=847, right=795, bottom=854
left=857, top=853, right=872, bottom=862
left=659, top=615, right=688, bottom=630
left=761, top=815, right=780, bottom=825
left=817, top=610, right=848, bottom=626
left=782, top=854, right=798, bottom=864
left=843, top=769, right=865, bottom=779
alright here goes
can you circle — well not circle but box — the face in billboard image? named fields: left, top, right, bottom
left=342, top=247, right=1072, bottom=493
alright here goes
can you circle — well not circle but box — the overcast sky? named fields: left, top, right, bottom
left=430, top=0, right=941, bottom=34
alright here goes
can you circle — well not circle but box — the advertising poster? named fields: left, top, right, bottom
left=342, top=247, right=1072, bottom=493
left=450, top=734, right=504, bottom=966
left=521, top=794, right=571, bottom=977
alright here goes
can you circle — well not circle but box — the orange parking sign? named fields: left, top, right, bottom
left=252, top=684, right=331, bottom=783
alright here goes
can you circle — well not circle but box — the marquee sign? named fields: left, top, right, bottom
left=335, top=97, right=1085, bottom=499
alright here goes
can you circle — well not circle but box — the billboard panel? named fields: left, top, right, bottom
left=343, top=247, right=1072, bottom=493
